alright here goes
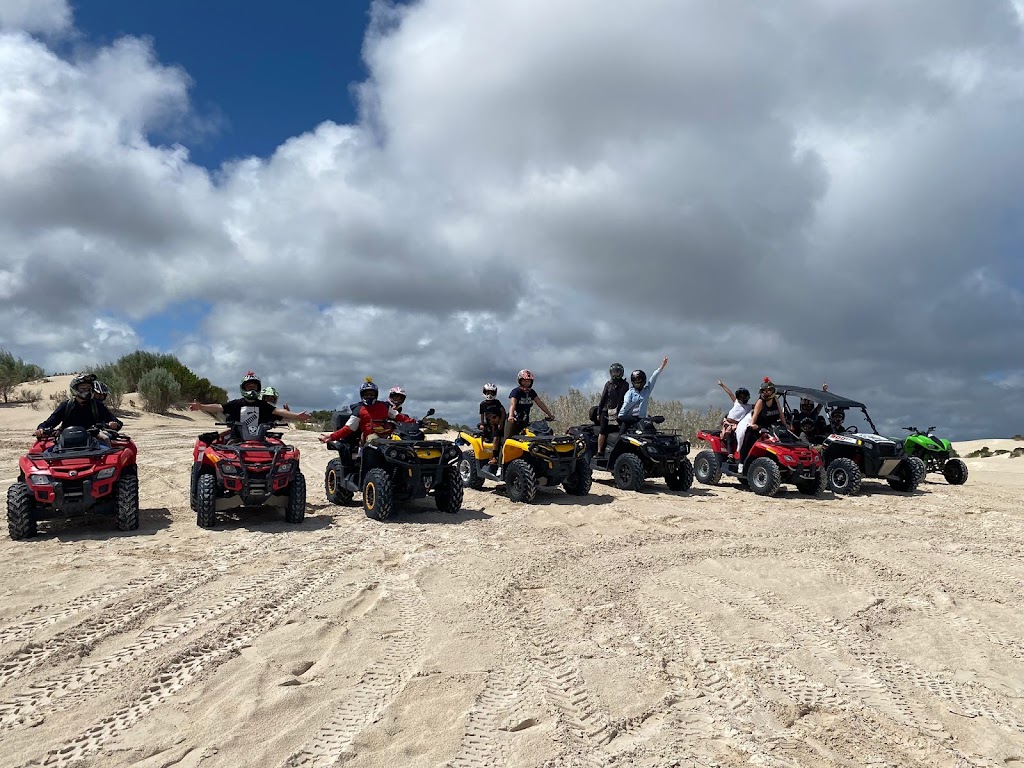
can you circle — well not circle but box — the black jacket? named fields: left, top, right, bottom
left=38, top=398, right=119, bottom=431
left=598, top=379, right=629, bottom=413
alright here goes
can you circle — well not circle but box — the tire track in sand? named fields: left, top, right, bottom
left=284, top=574, right=429, bottom=768
left=0, top=562, right=297, bottom=731
left=21, top=561, right=343, bottom=768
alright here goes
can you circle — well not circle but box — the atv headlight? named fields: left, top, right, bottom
left=219, top=463, right=239, bottom=475
left=781, top=455, right=797, bottom=464
left=29, top=474, right=52, bottom=485
left=96, top=467, right=117, bottom=479
left=275, top=462, right=293, bottom=473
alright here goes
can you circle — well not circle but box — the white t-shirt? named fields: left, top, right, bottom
left=727, top=401, right=752, bottom=421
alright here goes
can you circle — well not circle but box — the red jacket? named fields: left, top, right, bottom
left=326, top=402, right=415, bottom=443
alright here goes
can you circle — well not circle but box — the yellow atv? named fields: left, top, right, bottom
left=456, top=417, right=591, bottom=503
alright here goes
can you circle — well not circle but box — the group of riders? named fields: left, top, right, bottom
left=36, top=366, right=851, bottom=476
left=716, top=377, right=852, bottom=470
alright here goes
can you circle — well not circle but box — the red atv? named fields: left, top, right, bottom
left=693, top=425, right=826, bottom=497
left=6, top=426, right=140, bottom=540
left=190, top=419, right=305, bottom=529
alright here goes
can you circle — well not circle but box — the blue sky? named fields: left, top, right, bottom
left=71, top=0, right=373, bottom=169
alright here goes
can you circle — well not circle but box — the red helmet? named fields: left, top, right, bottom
left=517, top=369, right=534, bottom=384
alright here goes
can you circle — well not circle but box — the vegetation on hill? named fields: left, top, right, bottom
left=0, top=349, right=45, bottom=404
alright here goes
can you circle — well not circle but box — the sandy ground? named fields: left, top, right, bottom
left=1, top=377, right=1023, bottom=767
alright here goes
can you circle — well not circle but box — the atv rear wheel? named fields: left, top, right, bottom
left=325, top=459, right=354, bottom=505
left=434, top=470, right=464, bottom=513
left=747, top=458, right=782, bottom=497
left=693, top=450, right=722, bottom=485
left=7, top=482, right=37, bottom=540
left=459, top=450, right=485, bottom=490
left=665, top=458, right=694, bottom=491
left=285, top=472, right=306, bottom=524
left=887, top=459, right=921, bottom=493
left=563, top=459, right=593, bottom=496
left=943, top=458, right=968, bottom=485
left=363, top=469, right=393, bottom=521
left=116, top=471, right=140, bottom=531
left=827, top=458, right=862, bottom=496
left=505, top=459, right=538, bottom=503
left=613, top=453, right=645, bottom=491
left=196, top=473, right=217, bottom=528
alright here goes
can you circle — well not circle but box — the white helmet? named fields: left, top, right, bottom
left=482, top=382, right=498, bottom=400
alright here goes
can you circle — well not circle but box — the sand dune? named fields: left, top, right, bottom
left=1, top=394, right=1023, bottom=767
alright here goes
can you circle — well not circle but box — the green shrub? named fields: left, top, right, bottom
left=138, top=367, right=182, bottom=414
left=0, top=349, right=45, bottom=403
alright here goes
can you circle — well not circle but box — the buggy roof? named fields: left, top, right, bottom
left=773, top=385, right=866, bottom=410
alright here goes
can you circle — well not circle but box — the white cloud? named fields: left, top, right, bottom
left=0, top=0, right=70, bottom=35
left=0, top=0, right=1023, bottom=437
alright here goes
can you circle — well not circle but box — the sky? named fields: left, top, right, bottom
left=0, top=0, right=1021, bottom=438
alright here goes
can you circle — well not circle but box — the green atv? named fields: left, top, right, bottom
left=900, top=426, right=968, bottom=485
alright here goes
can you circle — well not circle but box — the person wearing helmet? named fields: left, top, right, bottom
left=189, top=372, right=311, bottom=433
left=596, top=363, right=629, bottom=457
left=479, top=383, right=508, bottom=467
left=503, top=369, right=555, bottom=445
left=716, top=380, right=751, bottom=454
left=388, top=386, right=407, bottom=413
left=91, top=381, right=124, bottom=433
left=617, top=357, right=668, bottom=435
left=35, top=373, right=122, bottom=442
left=318, top=377, right=415, bottom=446
left=261, top=386, right=282, bottom=408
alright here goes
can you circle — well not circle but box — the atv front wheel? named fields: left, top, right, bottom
left=363, top=469, right=394, bottom=521
left=909, top=456, right=927, bottom=485
left=563, top=459, right=593, bottom=496
left=189, top=464, right=201, bottom=511
left=693, top=450, right=722, bottom=485
left=665, top=458, right=694, bottom=491
left=459, top=450, right=485, bottom=490
left=887, top=459, right=921, bottom=493
left=943, top=458, right=968, bottom=485
left=505, top=459, right=538, bottom=503
left=434, top=470, right=465, bottom=513
left=325, top=459, right=354, bottom=505
left=827, top=458, right=862, bottom=496
left=285, top=472, right=306, bottom=524
left=7, top=482, right=37, bottom=540
left=795, top=469, right=827, bottom=496
left=196, top=473, right=218, bottom=528
left=747, top=458, right=782, bottom=497
left=613, top=453, right=645, bottom=491
left=116, top=471, right=140, bottom=531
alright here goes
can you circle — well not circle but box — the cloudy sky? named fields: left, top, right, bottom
left=1, top=0, right=1021, bottom=438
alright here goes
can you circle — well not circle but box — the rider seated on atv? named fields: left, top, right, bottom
left=318, top=378, right=416, bottom=450
left=35, top=374, right=123, bottom=445
left=261, top=386, right=288, bottom=410
left=596, top=363, right=629, bottom=457
left=737, top=377, right=791, bottom=468
left=190, top=372, right=311, bottom=442
left=618, top=357, right=668, bottom=435
left=717, top=380, right=751, bottom=454
left=479, top=383, right=507, bottom=467
left=503, top=370, right=556, bottom=442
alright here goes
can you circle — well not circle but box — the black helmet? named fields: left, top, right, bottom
left=630, top=369, right=647, bottom=389
left=359, top=378, right=378, bottom=406
left=69, top=373, right=96, bottom=401
left=735, top=387, right=750, bottom=401
left=609, top=363, right=624, bottom=379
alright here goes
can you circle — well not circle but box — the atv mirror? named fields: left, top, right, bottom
left=927, top=426, right=936, bottom=432
left=426, top=408, right=436, bottom=417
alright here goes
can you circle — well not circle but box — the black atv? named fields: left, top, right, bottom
left=776, top=385, right=924, bottom=495
left=324, top=408, right=464, bottom=520
left=566, top=406, right=693, bottom=491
